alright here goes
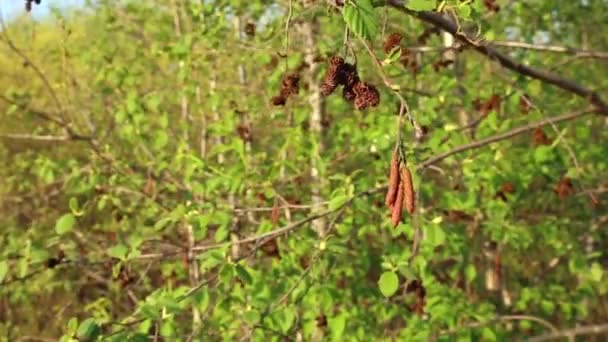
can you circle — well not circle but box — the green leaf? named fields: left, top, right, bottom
left=214, top=225, right=229, bottom=243
left=457, top=4, right=472, bottom=18
left=406, top=0, right=436, bottom=11
left=77, top=318, right=101, bottom=340
left=0, top=261, right=8, bottom=283
left=154, top=131, right=169, bottom=149
left=55, top=214, right=76, bottom=235
left=383, top=46, right=402, bottom=65
left=243, top=309, right=260, bottom=324
left=234, top=264, right=253, bottom=285
left=343, top=0, right=379, bottom=40
left=329, top=193, right=348, bottom=211
left=67, top=317, right=78, bottom=333
left=329, top=313, right=346, bottom=340
left=533, top=145, right=554, bottom=163
left=426, top=224, right=446, bottom=247
left=107, top=244, right=129, bottom=260
left=279, top=309, right=295, bottom=333
left=69, top=197, right=84, bottom=216
left=482, top=327, right=497, bottom=341
left=378, top=271, right=399, bottom=297
left=590, top=262, right=603, bottom=282
left=465, top=264, right=477, bottom=283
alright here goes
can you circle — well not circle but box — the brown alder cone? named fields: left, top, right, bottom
left=385, top=149, right=401, bottom=207
left=384, top=32, right=403, bottom=54
left=401, top=165, right=415, bottom=214
left=391, top=180, right=405, bottom=227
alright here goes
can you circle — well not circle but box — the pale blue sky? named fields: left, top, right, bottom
left=0, top=0, right=84, bottom=20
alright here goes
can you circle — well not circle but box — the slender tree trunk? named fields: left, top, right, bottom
left=301, top=20, right=327, bottom=239
left=172, top=0, right=200, bottom=332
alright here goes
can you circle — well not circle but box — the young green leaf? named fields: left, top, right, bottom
left=343, top=0, right=379, bottom=40
left=406, top=0, right=436, bottom=11
left=329, top=313, right=347, bottom=340
left=234, top=264, right=253, bottom=284
left=0, top=261, right=8, bottom=283
left=77, top=318, right=101, bottom=340
left=378, top=271, right=399, bottom=297
left=107, top=244, right=129, bottom=260
left=55, top=214, right=76, bottom=235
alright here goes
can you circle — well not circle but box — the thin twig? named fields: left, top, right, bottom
left=417, top=108, right=597, bottom=169
left=356, top=36, right=422, bottom=136
left=491, top=40, right=608, bottom=59
left=528, top=323, right=608, bottom=342
left=436, top=314, right=558, bottom=339
left=283, top=0, right=293, bottom=70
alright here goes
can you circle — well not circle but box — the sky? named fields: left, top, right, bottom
left=0, top=0, right=84, bottom=21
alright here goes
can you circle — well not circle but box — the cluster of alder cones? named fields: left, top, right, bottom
left=320, top=56, right=380, bottom=110
left=25, top=0, right=41, bottom=12
left=385, top=148, right=415, bottom=227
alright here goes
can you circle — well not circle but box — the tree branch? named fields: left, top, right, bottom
left=492, top=41, right=608, bottom=59
left=417, top=108, right=596, bottom=169
left=387, top=2, right=608, bottom=115
left=528, top=323, right=608, bottom=342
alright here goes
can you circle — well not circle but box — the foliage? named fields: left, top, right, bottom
left=1, top=0, right=607, bottom=340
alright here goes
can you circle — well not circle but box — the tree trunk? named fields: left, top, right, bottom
left=301, top=20, right=327, bottom=238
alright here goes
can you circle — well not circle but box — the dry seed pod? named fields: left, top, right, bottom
left=401, top=166, right=415, bottom=214
left=385, top=149, right=401, bottom=207
left=391, top=180, right=405, bottom=227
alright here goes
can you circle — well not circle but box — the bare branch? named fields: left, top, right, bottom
left=0, top=133, right=71, bottom=141
left=418, top=108, right=597, bottom=169
left=492, top=41, right=608, bottom=59
left=528, top=323, right=608, bottom=342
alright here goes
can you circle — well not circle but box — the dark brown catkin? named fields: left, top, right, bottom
left=385, top=149, right=401, bottom=207
left=401, top=166, right=415, bottom=214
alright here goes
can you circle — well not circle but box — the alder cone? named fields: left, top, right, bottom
left=320, top=56, right=345, bottom=96
left=533, top=127, right=552, bottom=146
left=384, top=32, right=403, bottom=54
left=401, top=166, right=415, bottom=214
left=271, top=95, right=286, bottom=106
left=519, top=94, right=532, bottom=114
left=339, top=62, right=359, bottom=88
left=321, top=79, right=339, bottom=96
left=555, top=177, right=574, bottom=200
left=391, top=182, right=405, bottom=228
left=280, top=73, right=300, bottom=96
left=342, top=85, right=356, bottom=102
left=244, top=22, right=256, bottom=37
left=353, top=82, right=380, bottom=110
left=385, top=149, right=401, bottom=207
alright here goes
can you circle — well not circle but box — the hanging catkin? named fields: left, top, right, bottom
left=391, top=180, right=405, bottom=227
left=401, top=165, right=415, bottom=214
left=385, top=149, right=400, bottom=207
